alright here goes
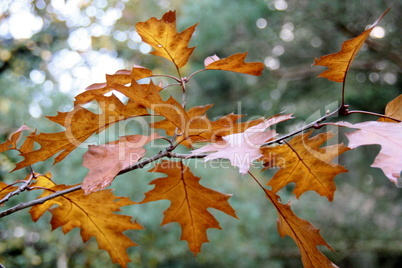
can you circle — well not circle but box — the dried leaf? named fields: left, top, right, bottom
left=205, top=52, right=264, bottom=76
left=82, top=133, right=161, bottom=194
left=191, top=114, right=293, bottom=174
left=378, top=94, right=402, bottom=122
left=335, top=121, right=402, bottom=184
left=261, top=131, right=349, bottom=201
left=14, top=94, right=148, bottom=170
left=265, top=189, right=338, bottom=268
left=314, top=9, right=389, bottom=83
left=29, top=175, right=142, bottom=268
left=136, top=10, right=197, bottom=68
left=141, top=160, right=237, bottom=254
left=0, top=182, right=18, bottom=201
left=0, top=125, right=30, bottom=153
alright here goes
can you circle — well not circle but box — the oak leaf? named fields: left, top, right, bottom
left=0, top=182, right=18, bottom=201
left=0, top=125, right=30, bottom=153
left=205, top=52, right=264, bottom=76
left=265, top=189, right=338, bottom=268
left=136, top=10, right=197, bottom=68
left=314, top=9, right=389, bottom=83
left=29, top=175, right=142, bottom=268
left=335, top=121, right=402, bottom=184
left=261, top=131, right=349, bottom=201
left=141, top=160, right=237, bottom=254
left=14, top=94, right=148, bottom=170
left=191, top=114, right=293, bottom=174
left=82, top=133, right=161, bottom=194
left=378, top=94, right=402, bottom=122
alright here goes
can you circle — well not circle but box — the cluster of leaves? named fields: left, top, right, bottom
left=1, top=9, right=401, bottom=268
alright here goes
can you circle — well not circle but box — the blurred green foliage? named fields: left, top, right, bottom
left=0, top=0, right=401, bottom=267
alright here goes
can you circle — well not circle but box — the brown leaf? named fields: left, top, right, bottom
left=205, top=52, right=264, bottom=76
left=0, top=125, right=30, bottom=153
left=265, top=189, right=338, bottom=268
left=141, top=160, right=237, bottom=254
left=261, top=131, right=349, bottom=201
left=379, top=94, right=402, bottom=122
left=335, top=121, right=402, bottom=185
left=29, top=175, right=142, bottom=268
left=314, top=9, right=389, bottom=83
left=136, top=10, right=197, bottom=68
left=82, top=133, right=161, bottom=194
left=14, top=94, right=148, bottom=170
left=191, top=114, right=293, bottom=174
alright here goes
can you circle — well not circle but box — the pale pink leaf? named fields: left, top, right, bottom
left=191, top=114, right=293, bottom=174
left=336, top=121, right=402, bottom=184
left=204, top=54, right=220, bottom=67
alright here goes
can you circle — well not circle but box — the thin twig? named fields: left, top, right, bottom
left=0, top=170, right=36, bottom=205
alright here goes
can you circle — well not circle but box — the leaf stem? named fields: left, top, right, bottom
left=345, top=110, right=401, bottom=122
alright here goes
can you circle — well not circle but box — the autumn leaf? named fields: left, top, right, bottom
left=141, top=160, right=237, bottom=254
left=0, top=125, right=30, bottom=153
left=136, top=10, right=197, bottom=68
left=264, top=189, right=338, bottom=268
left=114, top=79, right=188, bottom=132
left=205, top=52, right=264, bottom=76
left=0, top=182, right=18, bottom=201
left=261, top=131, right=349, bottom=201
left=75, top=66, right=153, bottom=105
left=335, top=121, right=402, bottom=184
left=14, top=94, right=148, bottom=170
left=29, top=175, right=142, bottom=268
left=314, top=9, right=390, bottom=83
left=82, top=133, right=161, bottom=194
left=151, top=104, right=262, bottom=147
left=191, top=114, right=293, bottom=174
left=379, top=94, right=402, bottom=122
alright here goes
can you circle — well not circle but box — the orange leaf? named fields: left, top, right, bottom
left=265, top=189, right=338, bottom=268
left=14, top=94, right=148, bottom=170
left=114, top=80, right=189, bottom=132
left=29, top=175, right=142, bottom=268
left=82, top=133, right=161, bottom=194
left=75, top=66, right=153, bottom=105
left=0, top=125, right=30, bottom=153
left=261, top=131, right=349, bottom=201
left=141, top=160, right=237, bottom=254
left=313, top=9, right=389, bottom=83
left=0, top=182, right=18, bottom=201
left=379, top=94, right=402, bottom=122
left=205, top=52, right=264, bottom=76
left=136, top=10, right=197, bottom=68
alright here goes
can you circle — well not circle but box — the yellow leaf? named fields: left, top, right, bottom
left=136, top=10, right=197, bottom=68
left=141, top=160, right=237, bottom=254
left=29, top=176, right=142, bottom=268
left=314, top=9, right=389, bottom=83
left=205, top=52, right=264, bottom=76
left=379, top=94, right=402, bottom=122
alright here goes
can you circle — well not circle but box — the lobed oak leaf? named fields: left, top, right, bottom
left=75, top=66, right=153, bottom=105
left=82, top=133, right=161, bottom=194
left=335, top=121, right=402, bottom=185
left=264, top=189, right=338, bottom=268
left=141, top=160, right=237, bottom=254
left=313, top=9, right=389, bottom=83
left=205, top=52, right=264, bottom=76
left=114, top=79, right=188, bottom=132
left=0, top=182, right=18, bottom=202
left=14, top=94, right=148, bottom=170
left=0, top=125, right=31, bottom=153
left=136, top=10, right=197, bottom=68
left=261, top=131, right=349, bottom=201
left=29, top=175, right=142, bottom=268
left=378, top=94, right=402, bottom=122
left=191, top=114, right=293, bottom=174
